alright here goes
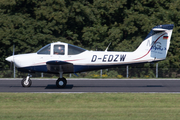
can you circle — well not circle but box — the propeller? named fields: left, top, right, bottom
left=9, top=45, right=16, bottom=78
left=10, top=45, right=15, bottom=70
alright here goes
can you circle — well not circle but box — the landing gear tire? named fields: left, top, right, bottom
left=21, top=77, right=32, bottom=87
left=56, top=77, right=67, bottom=88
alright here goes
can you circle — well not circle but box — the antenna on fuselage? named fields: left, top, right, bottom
left=105, top=42, right=111, bottom=52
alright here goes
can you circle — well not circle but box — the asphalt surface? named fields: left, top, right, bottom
left=0, top=78, right=180, bottom=93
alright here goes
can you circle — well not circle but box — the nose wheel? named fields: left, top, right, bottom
left=21, top=76, right=32, bottom=87
left=56, top=77, right=67, bottom=88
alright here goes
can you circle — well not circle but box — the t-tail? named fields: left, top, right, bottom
left=133, top=24, right=174, bottom=62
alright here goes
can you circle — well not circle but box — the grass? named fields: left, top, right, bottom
left=0, top=93, right=180, bottom=120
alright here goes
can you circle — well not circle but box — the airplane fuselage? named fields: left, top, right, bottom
left=12, top=50, right=156, bottom=74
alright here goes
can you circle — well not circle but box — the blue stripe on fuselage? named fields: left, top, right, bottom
left=17, top=65, right=112, bottom=73
left=17, top=65, right=48, bottom=73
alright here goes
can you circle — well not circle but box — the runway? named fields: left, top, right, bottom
left=0, top=78, right=180, bottom=93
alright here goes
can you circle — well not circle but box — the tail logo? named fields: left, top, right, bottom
left=134, top=33, right=166, bottom=60
left=147, top=40, right=164, bottom=51
left=147, top=40, right=162, bottom=49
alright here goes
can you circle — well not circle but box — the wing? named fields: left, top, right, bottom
left=46, top=60, right=74, bottom=73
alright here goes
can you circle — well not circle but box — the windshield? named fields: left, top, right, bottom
left=68, top=44, right=86, bottom=55
left=37, top=44, right=51, bottom=55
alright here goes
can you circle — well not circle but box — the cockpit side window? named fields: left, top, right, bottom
left=68, top=44, right=86, bottom=55
left=37, top=44, right=51, bottom=55
left=54, top=45, right=65, bottom=55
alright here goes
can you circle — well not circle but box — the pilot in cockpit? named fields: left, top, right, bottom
left=54, top=45, right=64, bottom=55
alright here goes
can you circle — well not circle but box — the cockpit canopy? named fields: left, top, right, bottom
left=37, top=44, right=51, bottom=55
left=68, top=44, right=86, bottom=55
left=37, top=42, right=86, bottom=55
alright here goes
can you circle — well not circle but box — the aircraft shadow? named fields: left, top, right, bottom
left=45, top=84, right=74, bottom=89
left=73, top=85, right=164, bottom=88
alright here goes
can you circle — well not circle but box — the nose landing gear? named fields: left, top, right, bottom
left=21, top=75, right=32, bottom=87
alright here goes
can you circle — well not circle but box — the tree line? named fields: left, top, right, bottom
left=0, top=0, right=180, bottom=71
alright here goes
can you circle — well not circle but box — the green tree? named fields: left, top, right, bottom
left=0, top=0, right=180, bottom=78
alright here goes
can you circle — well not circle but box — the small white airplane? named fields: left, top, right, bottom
left=6, top=24, right=174, bottom=88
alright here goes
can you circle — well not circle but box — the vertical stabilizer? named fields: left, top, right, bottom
left=133, top=24, right=174, bottom=61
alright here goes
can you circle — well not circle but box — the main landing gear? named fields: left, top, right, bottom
left=56, top=77, right=67, bottom=88
left=21, top=72, right=67, bottom=88
left=56, top=72, right=67, bottom=88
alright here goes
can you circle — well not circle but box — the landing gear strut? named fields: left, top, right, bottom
left=21, top=75, right=32, bottom=87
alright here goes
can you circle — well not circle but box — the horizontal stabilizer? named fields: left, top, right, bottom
left=152, top=28, right=167, bottom=31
